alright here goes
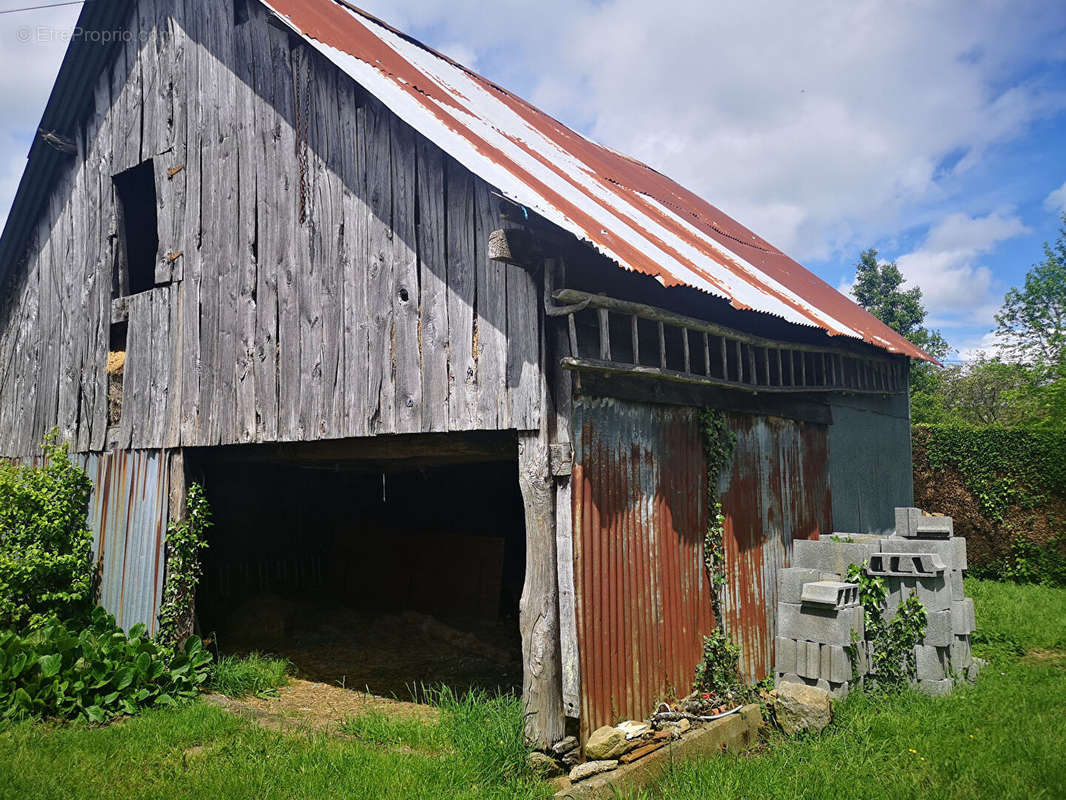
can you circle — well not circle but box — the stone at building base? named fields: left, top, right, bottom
left=528, top=751, right=564, bottom=778
left=584, top=726, right=633, bottom=760
left=773, top=682, right=832, bottom=735
left=917, top=678, right=954, bottom=697
left=555, top=705, right=762, bottom=800
left=569, top=760, right=618, bottom=782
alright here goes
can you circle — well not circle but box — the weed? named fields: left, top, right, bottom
left=207, top=653, right=290, bottom=699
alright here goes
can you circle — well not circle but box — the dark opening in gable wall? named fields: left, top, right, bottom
left=113, top=160, right=158, bottom=297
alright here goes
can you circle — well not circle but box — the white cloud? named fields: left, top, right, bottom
left=358, top=0, right=1066, bottom=261
left=1046, top=180, right=1066, bottom=213
left=0, top=4, right=80, bottom=225
left=895, top=211, right=1028, bottom=333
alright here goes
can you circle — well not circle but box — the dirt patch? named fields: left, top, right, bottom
left=1023, top=650, right=1066, bottom=668
left=213, top=605, right=522, bottom=700
left=205, top=677, right=439, bottom=734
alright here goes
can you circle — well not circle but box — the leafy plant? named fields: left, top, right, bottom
left=157, top=483, right=212, bottom=648
left=0, top=606, right=210, bottom=723
left=0, top=432, right=95, bottom=631
left=208, top=653, right=290, bottom=699
left=700, top=408, right=736, bottom=626
left=969, top=535, right=1066, bottom=588
left=693, top=629, right=742, bottom=697
left=846, top=562, right=927, bottom=692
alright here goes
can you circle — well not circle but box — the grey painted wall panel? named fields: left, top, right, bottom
left=828, top=384, right=913, bottom=535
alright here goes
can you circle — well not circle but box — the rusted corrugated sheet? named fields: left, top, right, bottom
left=572, top=397, right=713, bottom=737
left=719, top=414, right=831, bottom=680
left=260, top=0, right=929, bottom=361
left=83, top=450, right=170, bottom=634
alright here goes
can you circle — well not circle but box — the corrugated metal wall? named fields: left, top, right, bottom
left=719, top=414, right=831, bottom=680
left=83, top=450, right=170, bottom=634
left=572, top=397, right=713, bottom=736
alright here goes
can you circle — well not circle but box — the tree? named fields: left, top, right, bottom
left=994, top=213, right=1066, bottom=367
left=852, top=249, right=927, bottom=340
left=850, top=248, right=950, bottom=397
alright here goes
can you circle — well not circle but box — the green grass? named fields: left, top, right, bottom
left=0, top=579, right=1061, bottom=800
left=206, top=652, right=291, bottom=699
left=0, top=687, right=549, bottom=800
left=635, top=578, right=1066, bottom=800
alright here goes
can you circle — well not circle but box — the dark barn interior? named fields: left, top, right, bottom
left=189, top=433, right=526, bottom=699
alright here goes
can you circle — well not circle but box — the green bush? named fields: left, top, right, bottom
left=0, top=606, right=211, bottom=724
left=0, top=434, right=95, bottom=630
left=969, top=535, right=1066, bottom=588
left=208, top=653, right=290, bottom=699
left=916, top=425, right=1066, bottom=520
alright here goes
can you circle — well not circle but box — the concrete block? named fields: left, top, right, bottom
left=914, top=644, right=945, bottom=681
left=882, top=536, right=967, bottom=571
left=778, top=603, right=864, bottom=646
left=951, top=598, right=976, bottom=635
left=894, top=507, right=920, bottom=538
left=801, top=641, right=821, bottom=679
left=895, top=507, right=953, bottom=538
left=775, top=637, right=797, bottom=675
left=950, top=635, right=972, bottom=670
left=923, top=610, right=952, bottom=647
left=949, top=570, right=965, bottom=600
left=820, top=642, right=832, bottom=679
left=868, top=552, right=946, bottom=578
left=815, top=679, right=850, bottom=699
left=801, top=580, right=859, bottom=609
left=827, top=645, right=852, bottom=683
left=917, top=678, right=954, bottom=696
left=777, top=567, right=823, bottom=604
left=793, top=539, right=880, bottom=575
left=899, top=576, right=952, bottom=612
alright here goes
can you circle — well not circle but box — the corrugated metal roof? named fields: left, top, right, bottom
left=262, top=0, right=931, bottom=361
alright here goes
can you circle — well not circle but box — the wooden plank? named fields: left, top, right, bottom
left=233, top=11, right=259, bottom=443
left=265, top=22, right=300, bottom=442
left=598, top=308, right=611, bottom=361
left=416, top=138, right=449, bottom=432
left=295, top=47, right=325, bottom=440
left=338, top=79, right=368, bottom=438
left=474, top=179, right=507, bottom=429
left=314, top=64, right=344, bottom=440
left=547, top=260, right=580, bottom=719
left=206, top=2, right=238, bottom=445
left=137, top=0, right=160, bottom=161
left=88, top=71, right=114, bottom=452
left=248, top=1, right=279, bottom=442
left=445, top=160, right=477, bottom=431
left=178, top=0, right=204, bottom=445
left=390, top=116, right=422, bottom=434
left=364, top=94, right=395, bottom=434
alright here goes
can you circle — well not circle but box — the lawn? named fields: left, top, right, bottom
left=0, top=579, right=1062, bottom=800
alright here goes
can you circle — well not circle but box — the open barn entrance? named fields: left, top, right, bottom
left=188, top=432, right=525, bottom=699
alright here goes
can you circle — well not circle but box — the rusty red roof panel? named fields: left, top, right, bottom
left=262, top=0, right=931, bottom=361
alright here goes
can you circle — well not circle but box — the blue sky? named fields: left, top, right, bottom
left=1, top=0, right=1065, bottom=361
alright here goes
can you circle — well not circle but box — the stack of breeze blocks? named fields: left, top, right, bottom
left=775, top=507, right=979, bottom=698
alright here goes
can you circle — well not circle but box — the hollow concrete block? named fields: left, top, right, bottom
left=793, top=539, right=881, bottom=576
left=775, top=636, right=797, bottom=675
left=778, top=603, right=864, bottom=646
left=951, top=598, right=976, bottom=635
left=923, top=609, right=952, bottom=647
left=914, top=644, right=945, bottom=681
left=777, top=567, right=824, bottom=604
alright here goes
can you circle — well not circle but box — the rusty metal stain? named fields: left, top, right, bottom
left=83, top=449, right=170, bottom=634
left=572, top=397, right=713, bottom=738
left=259, top=0, right=931, bottom=362
left=718, top=414, right=831, bottom=680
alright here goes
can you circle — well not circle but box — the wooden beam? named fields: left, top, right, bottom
left=488, top=227, right=539, bottom=268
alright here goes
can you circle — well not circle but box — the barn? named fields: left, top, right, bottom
left=0, top=0, right=930, bottom=746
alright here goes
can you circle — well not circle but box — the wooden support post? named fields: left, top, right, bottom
left=517, top=260, right=566, bottom=748
left=547, top=260, right=581, bottom=721
left=598, top=308, right=611, bottom=361
left=720, top=336, right=728, bottom=381
left=682, top=328, right=691, bottom=373
left=631, top=315, right=640, bottom=365
left=657, top=321, right=667, bottom=369
left=164, top=448, right=190, bottom=641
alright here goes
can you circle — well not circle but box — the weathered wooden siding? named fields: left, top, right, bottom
left=0, top=0, right=541, bottom=457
